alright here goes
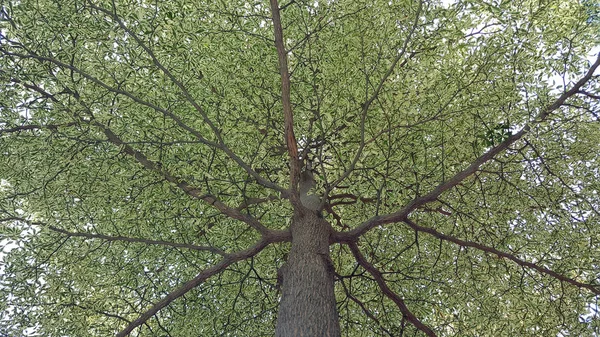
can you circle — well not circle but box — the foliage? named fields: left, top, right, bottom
left=1, top=0, right=600, bottom=336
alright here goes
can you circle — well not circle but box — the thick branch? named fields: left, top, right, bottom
left=116, top=238, right=272, bottom=337
left=337, top=52, right=600, bottom=241
left=269, top=0, right=300, bottom=198
left=403, top=218, right=600, bottom=295
left=95, top=120, right=273, bottom=235
left=347, top=242, right=437, bottom=337
left=3, top=76, right=282, bottom=237
left=577, top=90, right=600, bottom=100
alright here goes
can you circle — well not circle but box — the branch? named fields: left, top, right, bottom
left=347, top=242, right=437, bottom=337
left=116, top=238, right=272, bottom=337
left=0, top=122, right=78, bottom=134
left=269, top=0, right=301, bottom=199
left=279, top=0, right=296, bottom=11
left=402, top=218, right=600, bottom=295
left=0, top=216, right=231, bottom=257
left=93, top=118, right=274, bottom=236
left=62, top=302, right=131, bottom=323
left=329, top=0, right=423, bottom=191
left=337, top=274, right=394, bottom=336
left=0, top=217, right=43, bottom=224
left=577, top=89, right=600, bottom=100
left=363, top=113, right=442, bottom=147
left=4, top=76, right=283, bottom=237
left=236, top=195, right=279, bottom=211
left=47, top=226, right=228, bottom=256
left=328, top=193, right=377, bottom=207
left=2, top=41, right=286, bottom=197
left=1, top=49, right=213, bottom=142
left=337, top=52, right=600, bottom=241
left=90, top=3, right=285, bottom=196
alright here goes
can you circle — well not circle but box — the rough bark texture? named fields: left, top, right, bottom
left=276, top=211, right=341, bottom=337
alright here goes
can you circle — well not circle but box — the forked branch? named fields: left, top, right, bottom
left=95, top=118, right=274, bottom=236
left=86, top=2, right=286, bottom=196
left=4, top=76, right=284, bottom=237
left=403, top=218, right=600, bottom=295
left=348, top=242, right=437, bottom=337
left=116, top=238, right=272, bottom=337
left=1, top=39, right=285, bottom=197
left=329, top=0, right=423, bottom=191
left=338, top=52, right=600, bottom=241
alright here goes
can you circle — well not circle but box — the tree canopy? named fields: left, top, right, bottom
left=1, top=0, right=600, bottom=336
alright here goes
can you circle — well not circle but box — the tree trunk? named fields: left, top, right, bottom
left=275, top=211, right=341, bottom=337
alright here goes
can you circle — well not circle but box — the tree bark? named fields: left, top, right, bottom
left=276, top=211, right=341, bottom=337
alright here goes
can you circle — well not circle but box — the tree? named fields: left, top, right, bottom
left=1, top=0, right=599, bottom=335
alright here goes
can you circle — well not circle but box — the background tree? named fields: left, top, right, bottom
left=1, top=0, right=600, bottom=336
